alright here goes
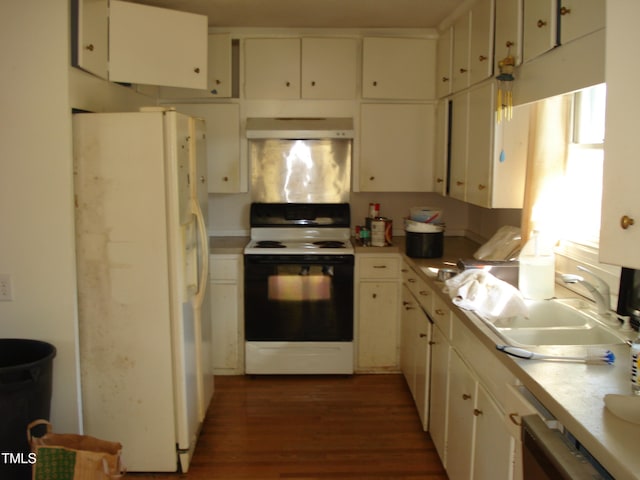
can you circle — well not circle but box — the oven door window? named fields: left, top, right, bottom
left=245, top=257, right=354, bottom=342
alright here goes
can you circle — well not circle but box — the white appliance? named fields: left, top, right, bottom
left=72, top=108, right=212, bottom=472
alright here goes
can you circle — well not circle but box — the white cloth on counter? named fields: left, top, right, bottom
left=443, top=269, right=528, bottom=321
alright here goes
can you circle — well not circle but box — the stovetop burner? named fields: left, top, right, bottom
left=255, top=240, right=286, bottom=248
left=313, top=240, right=346, bottom=248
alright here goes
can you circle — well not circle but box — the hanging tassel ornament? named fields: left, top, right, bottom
left=496, top=53, right=515, bottom=123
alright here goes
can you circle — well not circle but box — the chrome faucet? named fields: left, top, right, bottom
left=561, top=266, right=611, bottom=316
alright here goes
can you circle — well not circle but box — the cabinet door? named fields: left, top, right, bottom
left=172, top=104, right=243, bottom=193
left=414, top=314, right=431, bottom=430
left=600, top=0, right=640, bottom=268
left=452, top=14, right=470, bottom=92
left=434, top=99, right=449, bottom=195
left=436, top=27, right=453, bottom=98
left=466, top=82, right=494, bottom=207
left=446, top=352, right=476, bottom=480
left=473, top=384, right=515, bottom=480
left=559, top=0, right=605, bottom=45
left=244, top=38, right=300, bottom=99
left=429, top=325, right=450, bottom=465
left=523, top=0, right=558, bottom=62
left=362, top=37, right=436, bottom=100
left=159, top=34, right=233, bottom=99
left=301, top=38, right=357, bottom=99
left=357, top=282, right=400, bottom=370
left=469, top=0, right=495, bottom=85
left=73, top=0, right=108, bottom=79
left=495, top=0, right=523, bottom=71
left=359, top=103, right=435, bottom=192
left=449, top=92, right=469, bottom=201
left=210, top=282, right=240, bottom=372
left=401, top=286, right=418, bottom=394
left=109, top=0, right=207, bottom=89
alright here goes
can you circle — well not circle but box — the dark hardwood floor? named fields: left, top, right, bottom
left=129, top=374, right=448, bottom=479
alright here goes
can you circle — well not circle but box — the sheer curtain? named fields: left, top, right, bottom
left=520, top=93, right=573, bottom=244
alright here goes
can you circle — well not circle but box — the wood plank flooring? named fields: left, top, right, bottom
left=129, top=374, right=448, bottom=479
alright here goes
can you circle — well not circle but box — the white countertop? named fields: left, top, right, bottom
left=401, top=238, right=640, bottom=480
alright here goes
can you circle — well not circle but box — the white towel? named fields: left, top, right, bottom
left=443, top=269, right=528, bottom=321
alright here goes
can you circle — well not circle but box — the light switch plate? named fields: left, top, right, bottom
left=0, top=274, right=13, bottom=301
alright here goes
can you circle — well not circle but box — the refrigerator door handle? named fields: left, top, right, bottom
left=191, top=197, right=209, bottom=310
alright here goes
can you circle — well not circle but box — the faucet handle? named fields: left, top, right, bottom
left=576, top=265, right=610, bottom=300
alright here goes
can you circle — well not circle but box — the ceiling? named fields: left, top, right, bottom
left=128, top=0, right=468, bottom=29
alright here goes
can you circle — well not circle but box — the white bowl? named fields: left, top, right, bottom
left=410, top=207, right=442, bottom=223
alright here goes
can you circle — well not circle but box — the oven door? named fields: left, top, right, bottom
left=244, top=254, right=354, bottom=342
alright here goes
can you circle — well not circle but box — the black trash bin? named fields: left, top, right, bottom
left=0, top=339, right=56, bottom=480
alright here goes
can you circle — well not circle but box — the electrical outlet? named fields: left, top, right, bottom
left=0, top=274, right=13, bottom=301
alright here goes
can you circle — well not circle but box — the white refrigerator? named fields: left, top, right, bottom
left=72, top=108, right=212, bottom=472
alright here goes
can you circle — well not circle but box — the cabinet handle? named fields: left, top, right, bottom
left=85, top=44, right=95, bottom=51
left=419, top=290, right=430, bottom=296
left=372, top=81, right=378, bottom=86
left=215, top=79, right=222, bottom=85
left=506, top=41, right=514, bottom=48
left=508, top=413, right=522, bottom=426
left=223, top=176, right=229, bottom=182
left=429, top=340, right=437, bottom=345
left=405, top=305, right=416, bottom=311
left=369, top=176, right=375, bottom=181
left=459, top=68, right=468, bottom=73
left=478, top=55, right=487, bottom=62
left=462, top=393, right=471, bottom=400
left=442, top=76, right=450, bottom=83
left=200, top=175, right=206, bottom=184
left=373, top=265, right=387, bottom=269
left=537, top=19, right=547, bottom=28
left=621, top=215, right=635, bottom=230
left=436, top=177, right=444, bottom=183
left=419, top=333, right=427, bottom=338
left=408, top=278, right=416, bottom=283
left=456, top=181, right=465, bottom=186
left=285, top=81, right=291, bottom=87
left=194, top=67, right=201, bottom=74
left=435, top=309, right=446, bottom=316
left=560, top=6, right=571, bottom=15
left=311, top=81, right=316, bottom=86
left=403, top=301, right=411, bottom=306
left=372, top=293, right=377, bottom=299
left=473, top=408, right=483, bottom=416
left=478, top=184, right=487, bottom=190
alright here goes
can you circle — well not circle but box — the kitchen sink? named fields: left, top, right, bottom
left=480, top=298, right=629, bottom=347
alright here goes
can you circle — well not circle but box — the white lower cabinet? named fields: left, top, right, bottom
left=356, top=254, right=401, bottom=372
left=209, top=254, right=244, bottom=374
left=429, top=324, right=450, bottom=464
left=400, top=285, right=431, bottom=430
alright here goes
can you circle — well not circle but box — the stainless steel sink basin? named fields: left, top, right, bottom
left=480, top=298, right=629, bottom=347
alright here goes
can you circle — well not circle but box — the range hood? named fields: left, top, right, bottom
left=246, top=117, right=354, bottom=139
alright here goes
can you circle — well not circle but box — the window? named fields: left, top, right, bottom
left=560, top=83, right=606, bottom=248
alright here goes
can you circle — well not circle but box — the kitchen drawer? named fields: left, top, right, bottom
left=431, top=293, right=452, bottom=338
left=209, top=255, right=240, bottom=281
left=402, top=265, right=433, bottom=313
left=359, top=255, right=401, bottom=279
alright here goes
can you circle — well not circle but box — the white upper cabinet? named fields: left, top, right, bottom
left=600, top=0, right=640, bottom=269
left=558, top=0, right=605, bottom=45
left=359, top=103, right=435, bottom=192
left=244, top=37, right=357, bottom=99
left=244, top=38, right=300, bottom=99
left=73, top=0, right=109, bottom=79
left=159, top=33, right=233, bottom=99
left=494, top=0, right=523, bottom=71
left=452, top=14, right=471, bottom=93
left=522, top=0, right=558, bottom=62
left=433, top=99, right=449, bottom=195
left=171, top=104, right=244, bottom=194
left=301, top=38, right=358, bottom=99
left=449, top=81, right=528, bottom=208
left=108, top=0, right=208, bottom=89
left=362, top=37, right=436, bottom=100
left=469, top=0, right=495, bottom=85
left=436, top=27, right=453, bottom=98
